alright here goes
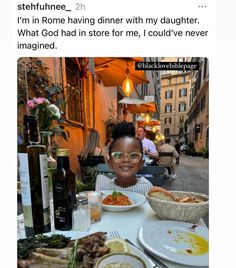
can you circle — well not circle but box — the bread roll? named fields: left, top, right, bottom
left=148, top=187, right=177, bottom=201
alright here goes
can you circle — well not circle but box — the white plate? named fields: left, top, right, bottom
left=138, top=221, right=209, bottom=267
left=101, top=190, right=146, bottom=212
left=44, top=231, right=153, bottom=268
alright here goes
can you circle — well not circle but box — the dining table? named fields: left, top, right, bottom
left=17, top=200, right=209, bottom=268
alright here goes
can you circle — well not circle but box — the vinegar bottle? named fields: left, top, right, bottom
left=18, top=115, right=51, bottom=237
left=52, top=149, right=76, bottom=230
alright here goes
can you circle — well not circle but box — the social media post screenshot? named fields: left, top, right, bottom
left=3, top=0, right=232, bottom=267
left=16, top=56, right=209, bottom=268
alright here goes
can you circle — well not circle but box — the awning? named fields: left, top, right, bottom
left=94, top=57, right=149, bottom=87
left=119, top=97, right=148, bottom=105
left=127, top=102, right=157, bottom=114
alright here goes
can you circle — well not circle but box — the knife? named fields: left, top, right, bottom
left=125, top=239, right=169, bottom=268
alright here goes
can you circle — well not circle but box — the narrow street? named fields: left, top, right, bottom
left=163, top=154, right=209, bottom=226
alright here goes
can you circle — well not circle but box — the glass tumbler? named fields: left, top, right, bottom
left=87, top=191, right=102, bottom=223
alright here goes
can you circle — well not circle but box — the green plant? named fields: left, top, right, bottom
left=104, top=101, right=121, bottom=127
left=17, top=58, right=50, bottom=105
left=76, top=166, right=98, bottom=192
left=17, top=58, right=68, bottom=140
left=197, top=150, right=204, bottom=157
left=27, top=97, right=70, bottom=140
left=202, top=147, right=209, bottom=158
left=191, top=148, right=197, bottom=156
left=187, top=141, right=194, bottom=149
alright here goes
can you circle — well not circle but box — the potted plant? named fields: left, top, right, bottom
left=191, top=148, right=198, bottom=157
left=203, top=147, right=209, bottom=158
left=197, top=149, right=204, bottom=157
left=76, top=166, right=98, bottom=192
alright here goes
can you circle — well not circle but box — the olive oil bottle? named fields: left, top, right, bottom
left=18, top=115, right=51, bottom=237
left=52, top=149, right=76, bottom=230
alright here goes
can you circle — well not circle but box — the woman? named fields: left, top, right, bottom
left=80, top=130, right=104, bottom=161
left=95, top=122, right=153, bottom=195
left=79, top=130, right=105, bottom=182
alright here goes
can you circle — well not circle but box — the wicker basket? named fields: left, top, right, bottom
left=146, top=191, right=209, bottom=223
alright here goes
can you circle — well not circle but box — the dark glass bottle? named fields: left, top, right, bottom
left=18, top=115, right=51, bottom=237
left=52, top=149, right=76, bottom=230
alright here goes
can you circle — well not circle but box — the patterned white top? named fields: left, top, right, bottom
left=142, top=137, right=157, bottom=153
left=95, top=174, right=153, bottom=195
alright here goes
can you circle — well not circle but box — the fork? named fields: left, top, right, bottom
left=110, top=230, right=121, bottom=239
left=109, top=231, right=169, bottom=268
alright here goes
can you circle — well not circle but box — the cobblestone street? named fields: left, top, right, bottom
left=163, top=154, right=209, bottom=226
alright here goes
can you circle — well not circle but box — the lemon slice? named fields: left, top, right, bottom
left=105, top=239, right=129, bottom=253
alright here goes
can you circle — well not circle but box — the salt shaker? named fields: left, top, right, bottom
left=72, top=195, right=91, bottom=232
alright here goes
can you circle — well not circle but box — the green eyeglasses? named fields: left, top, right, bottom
left=111, top=151, right=142, bottom=163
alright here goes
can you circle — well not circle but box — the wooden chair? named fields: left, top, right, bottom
left=96, top=164, right=166, bottom=186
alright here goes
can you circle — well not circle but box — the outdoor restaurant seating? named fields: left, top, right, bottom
left=158, top=151, right=175, bottom=175
left=96, top=163, right=166, bottom=186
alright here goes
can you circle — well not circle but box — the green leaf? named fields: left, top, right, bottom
left=112, top=191, right=123, bottom=199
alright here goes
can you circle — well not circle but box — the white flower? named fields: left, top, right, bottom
left=48, top=104, right=61, bottom=119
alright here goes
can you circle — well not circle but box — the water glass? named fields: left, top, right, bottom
left=80, top=191, right=102, bottom=223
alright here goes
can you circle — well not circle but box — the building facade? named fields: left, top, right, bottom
left=188, top=57, right=209, bottom=151
left=160, top=71, right=191, bottom=142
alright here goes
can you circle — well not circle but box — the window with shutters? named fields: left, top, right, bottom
left=179, top=88, right=187, bottom=97
left=65, top=58, right=83, bottom=124
left=164, top=128, right=170, bottom=137
left=165, top=104, right=172, bottom=113
left=179, top=116, right=184, bottom=123
left=165, top=90, right=173, bottom=99
left=179, top=102, right=186, bottom=112
left=164, top=117, right=172, bottom=124
left=200, top=95, right=206, bottom=111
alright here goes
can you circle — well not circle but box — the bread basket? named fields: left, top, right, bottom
left=146, top=190, right=209, bottom=223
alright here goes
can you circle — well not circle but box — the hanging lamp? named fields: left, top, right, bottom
left=145, top=113, right=151, bottom=123
left=122, top=62, right=134, bottom=97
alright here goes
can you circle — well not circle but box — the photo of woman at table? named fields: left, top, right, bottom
left=95, top=121, right=153, bottom=195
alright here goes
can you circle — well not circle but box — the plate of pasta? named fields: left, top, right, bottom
left=101, top=190, right=146, bottom=212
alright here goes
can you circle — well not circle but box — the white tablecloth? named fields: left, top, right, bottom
left=17, top=201, right=208, bottom=268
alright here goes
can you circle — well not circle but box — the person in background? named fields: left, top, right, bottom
left=95, top=122, right=153, bottom=195
left=79, top=130, right=106, bottom=182
left=104, top=136, right=113, bottom=160
left=158, top=138, right=179, bottom=179
left=136, top=126, right=159, bottom=164
left=80, top=130, right=105, bottom=160
left=174, top=140, right=180, bottom=164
